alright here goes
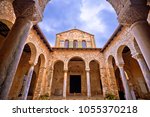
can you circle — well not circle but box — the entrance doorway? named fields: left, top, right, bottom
left=70, top=75, right=81, bottom=93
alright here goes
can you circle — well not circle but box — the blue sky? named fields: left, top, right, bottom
left=38, top=0, right=119, bottom=48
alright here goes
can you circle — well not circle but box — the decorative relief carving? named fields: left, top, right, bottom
left=107, top=0, right=149, bottom=25
left=118, top=5, right=149, bottom=25
left=13, top=0, right=50, bottom=24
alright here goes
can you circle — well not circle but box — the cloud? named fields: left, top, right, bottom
left=39, top=21, right=55, bottom=33
left=77, top=0, right=118, bottom=47
left=39, top=0, right=118, bottom=48
left=79, top=0, right=115, bottom=34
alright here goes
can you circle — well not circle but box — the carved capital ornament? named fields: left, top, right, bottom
left=13, top=0, right=50, bottom=24
left=107, top=0, right=149, bottom=26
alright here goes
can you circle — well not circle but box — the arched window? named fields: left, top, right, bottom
left=65, top=40, right=69, bottom=48
left=73, top=40, right=78, bottom=48
left=82, top=40, right=86, bottom=48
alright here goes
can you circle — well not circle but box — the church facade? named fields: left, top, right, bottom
left=0, top=0, right=150, bottom=100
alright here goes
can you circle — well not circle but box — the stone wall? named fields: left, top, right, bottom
left=56, top=29, right=96, bottom=48
left=49, top=48, right=109, bottom=97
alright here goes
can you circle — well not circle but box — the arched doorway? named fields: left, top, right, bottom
left=51, top=60, right=64, bottom=96
left=89, top=60, right=102, bottom=96
left=67, top=57, right=86, bottom=96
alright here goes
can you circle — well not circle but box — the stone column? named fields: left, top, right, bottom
left=0, top=17, right=33, bottom=100
left=63, top=70, right=68, bottom=98
left=86, top=68, right=91, bottom=98
left=39, top=67, right=47, bottom=95
left=132, top=53, right=150, bottom=92
left=21, top=65, right=34, bottom=100
left=49, top=69, right=54, bottom=96
left=33, top=67, right=47, bottom=99
left=118, top=64, right=133, bottom=100
left=131, top=21, right=150, bottom=70
left=0, top=0, right=49, bottom=99
left=107, top=0, right=150, bottom=70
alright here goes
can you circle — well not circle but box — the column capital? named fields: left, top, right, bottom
left=85, top=68, right=90, bottom=72
left=28, top=60, right=36, bottom=66
left=13, top=0, right=50, bottom=24
left=107, top=0, right=149, bottom=26
left=117, top=63, right=124, bottom=68
left=132, top=53, right=143, bottom=60
left=64, top=69, right=68, bottom=72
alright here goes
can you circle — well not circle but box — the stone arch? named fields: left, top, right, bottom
left=30, top=54, right=46, bottom=99
left=8, top=43, right=33, bottom=99
left=89, top=60, right=103, bottom=96
left=53, top=59, right=65, bottom=70
left=25, top=42, right=37, bottom=65
left=37, top=54, right=46, bottom=68
left=121, top=46, right=148, bottom=99
left=67, top=56, right=86, bottom=68
left=51, top=60, right=64, bottom=96
left=67, top=56, right=86, bottom=95
left=89, top=59, right=100, bottom=67
left=107, top=55, right=116, bottom=68
left=116, top=44, right=132, bottom=65
left=107, top=55, right=123, bottom=99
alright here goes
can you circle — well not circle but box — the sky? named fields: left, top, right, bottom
left=38, top=0, right=119, bottom=48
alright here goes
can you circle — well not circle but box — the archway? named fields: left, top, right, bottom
left=8, top=43, right=34, bottom=99
left=27, top=54, right=46, bottom=100
left=118, top=45, right=148, bottom=99
left=89, top=60, right=102, bottom=96
left=67, top=57, right=86, bottom=96
left=51, top=60, right=64, bottom=96
left=108, top=55, right=125, bottom=100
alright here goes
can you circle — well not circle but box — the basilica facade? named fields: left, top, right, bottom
left=0, top=0, right=150, bottom=100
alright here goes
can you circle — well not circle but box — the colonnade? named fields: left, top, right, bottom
left=0, top=0, right=49, bottom=99
left=107, top=0, right=150, bottom=100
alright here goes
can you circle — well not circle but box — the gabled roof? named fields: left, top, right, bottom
left=56, top=28, right=94, bottom=36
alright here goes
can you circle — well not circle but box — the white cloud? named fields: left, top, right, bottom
left=39, top=18, right=61, bottom=34
left=79, top=0, right=115, bottom=35
left=40, top=0, right=118, bottom=48
left=39, top=22, right=54, bottom=33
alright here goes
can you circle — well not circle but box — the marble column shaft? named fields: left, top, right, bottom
left=86, top=69, right=91, bottom=98
left=133, top=54, right=150, bottom=92
left=49, top=69, right=54, bottom=96
left=63, top=70, right=68, bottom=98
left=0, top=17, right=33, bottom=99
left=118, top=66, right=133, bottom=100
left=21, top=65, right=34, bottom=100
left=131, top=21, right=150, bottom=70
